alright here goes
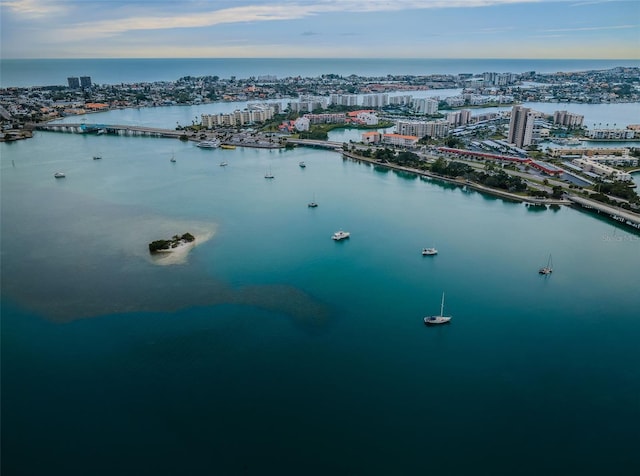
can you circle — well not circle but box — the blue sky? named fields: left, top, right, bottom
left=1, top=0, right=638, bottom=59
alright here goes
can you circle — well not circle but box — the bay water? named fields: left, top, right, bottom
left=2, top=58, right=640, bottom=475
left=2, top=124, right=639, bottom=475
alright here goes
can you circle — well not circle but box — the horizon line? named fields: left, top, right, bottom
left=3, top=57, right=640, bottom=61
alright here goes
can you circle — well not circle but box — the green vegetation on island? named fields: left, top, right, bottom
left=148, top=233, right=195, bottom=253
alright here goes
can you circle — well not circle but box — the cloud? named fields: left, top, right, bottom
left=13, top=0, right=562, bottom=38
left=542, top=24, right=638, bottom=32
left=1, top=0, right=68, bottom=17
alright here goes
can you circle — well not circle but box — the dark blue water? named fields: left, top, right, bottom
left=2, top=127, right=640, bottom=475
left=2, top=58, right=640, bottom=87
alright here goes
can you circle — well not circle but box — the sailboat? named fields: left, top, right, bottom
left=308, top=193, right=318, bottom=208
left=424, top=292, right=452, bottom=325
left=264, top=167, right=274, bottom=179
left=170, top=153, right=176, bottom=163
left=539, top=254, right=553, bottom=275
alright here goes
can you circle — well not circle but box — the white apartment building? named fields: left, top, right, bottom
left=362, top=94, right=389, bottom=108
left=382, top=134, right=419, bottom=147
left=355, top=111, right=379, bottom=126
left=303, top=113, right=346, bottom=124
left=396, top=120, right=450, bottom=139
left=288, top=96, right=328, bottom=113
left=586, top=128, right=636, bottom=140
left=553, top=110, right=584, bottom=128
left=330, top=94, right=358, bottom=106
left=571, top=158, right=632, bottom=181
left=201, top=107, right=274, bottom=128
left=388, top=95, right=413, bottom=106
left=446, top=110, right=472, bottom=127
left=412, top=98, right=439, bottom=115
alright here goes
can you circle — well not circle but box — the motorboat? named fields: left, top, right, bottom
left=197, top=139, right=220, bottom=148
left=332, top=231, right=350, bottom=241
left=299, top=161, right=306, bottom=168
left=54, top=172, right=66, bottom=178
left=424, top=293, right=452, bottom=325
left=422, top=247, right=438, bottom=256
left=220, top=161, right=228, bottom=166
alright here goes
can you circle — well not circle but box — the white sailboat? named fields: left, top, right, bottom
left=265, top=167, right=274, bottom=179
left=424, top=292, right=452, bottom=325
left=539, top=254, right=553, bottom=275
left=308, top=193, right=318, bottom=208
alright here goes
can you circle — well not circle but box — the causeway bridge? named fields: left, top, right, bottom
left=35, top=123, right=184, bottom=139
left=567, top=195, right=640, bottom=230
left=285, top=138, right=344, bottom=150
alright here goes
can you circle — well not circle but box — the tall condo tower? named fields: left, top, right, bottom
left=507, top=105, right=535, bottom=148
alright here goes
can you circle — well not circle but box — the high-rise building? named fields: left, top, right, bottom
left=80, top=76, right=92, bottom=88
left=67, top=77, right=80, bottom=89
left=507, top=106, right=535, bottom=148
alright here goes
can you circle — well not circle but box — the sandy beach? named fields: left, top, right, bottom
left=149, top=230, right=214, bottom=266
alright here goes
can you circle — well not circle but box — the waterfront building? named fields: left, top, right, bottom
left=67, top=77, right=80, bottom=89
left=382, top=133, right=419, bottom=147
left=553, top=110, right=585, bottom=128
left=201, top=107, right=274, bottom=128
left=288, top=96, right=327, bottom=113
left=571, top=158, right=632, bottom=181
left=388, top=95, right=413, bottom=106
left=412, top=98, right=439, bottom=115
left=580, top=154, right=638, bottom=167
left=446, top=110, right=472, bottom=127
left=348, top=110, right=378, bottom=126
left=507, top=105, right=536, bottom=148
left=585, top=128, right=636, bottom=140
left=329, top=94, right=358, bottom=106
left=362, top=94, right=389, bottom=108
left=80, top=76, right=92, bottom=89
left=396, top=119, right=449, bottom=139
left=303, top=113, right=346, bottom=125
left=362, top=131, right=381, bottom=144
left=548, top=147, right=630, bottom=158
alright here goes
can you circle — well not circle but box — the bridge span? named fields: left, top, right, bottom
left=285, top=138, right=344, bottom=150
left=36, top=123, right=184, bottom=139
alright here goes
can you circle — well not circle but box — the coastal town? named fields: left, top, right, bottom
left=2, top=66, right=639, bottom=228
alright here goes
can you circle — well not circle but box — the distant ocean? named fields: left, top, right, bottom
left=2, top=57, right=640, bottom=87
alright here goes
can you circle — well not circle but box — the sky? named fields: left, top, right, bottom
left=1, top=0, right=638, bottom=59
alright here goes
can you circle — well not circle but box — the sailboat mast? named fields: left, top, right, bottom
left=440, top=293, right=445, bottom=317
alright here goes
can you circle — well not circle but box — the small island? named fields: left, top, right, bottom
left=148, top=233, right=195, bottom=253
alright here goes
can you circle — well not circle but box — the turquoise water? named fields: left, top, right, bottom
left=2, top=126, right=640, bottom=474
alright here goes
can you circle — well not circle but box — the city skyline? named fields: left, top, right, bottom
left=1, top=0, right=638, bottom=60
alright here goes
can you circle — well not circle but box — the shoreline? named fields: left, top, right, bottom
left=341, top=151, right=568, bottom=205
left=149, top=231, right=214, bottom=266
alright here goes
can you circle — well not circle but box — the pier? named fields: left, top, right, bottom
left=567, top=195, right=640, bottom=230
